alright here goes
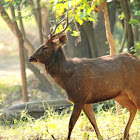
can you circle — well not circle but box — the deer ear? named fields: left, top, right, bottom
left=59, top=35, right=67, bottom=45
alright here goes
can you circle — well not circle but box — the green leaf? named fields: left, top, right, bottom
left=129, top=19, right=138, bottom=25
left=88, top=17, right=95, bottom=22
left=71, top=31, right=79, bottom=36
left=68, top=1, right=71, bottom=9
left=83, top=8, right=86, bottom=16
left=83, top=132, right=89, bottom=139
left=134, top=10, right=140, bottom=16
left=50, top=0, right=55, bottom=3
left=77, top=18, right=83, bottom=25
left=118, top=12, right=125, bottom=20
left=90, top=14, right=96, bottom=22
left=54, top=0, right=59, bottom=5
left=59, top=24, right=63, bottom=31
left=87, top=8, right=92, bottom=16
left=80, top=12, right=84, bottom=19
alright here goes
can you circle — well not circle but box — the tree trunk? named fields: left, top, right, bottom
left=83, top=21, right=98, bottom=58
left=0, top=3, right=60, bottom=99
left=10, top=6, right=28, bottom=102
left=101, top=0, right=116, bottom=55
left=95, top=1, right=116, bottom=57
left=66, top=22, right=92, bottom=58
left=133, top=25, right=139, bottom=41
left=30, top=0, right=38, bottom=22
left=36, top=0, right=43, bottom=44
left=17, top=5, right=59, bottom=99
left=30, top=0, right=43, bottom=44
left=120, top=0, right=134, bottom=54
left=41, top=7, right=51, bottom=39
left=101, top=0, right=121, bottom=115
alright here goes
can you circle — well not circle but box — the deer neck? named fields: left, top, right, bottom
left=45, top=47, right=74, bottom=89
left=45, top=47, right=68, bottom=76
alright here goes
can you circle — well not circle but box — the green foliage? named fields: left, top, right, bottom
left=71, top=30, right=79, bottom=36
left=133, top=41, right=140, bottom=56
left=118, top=12, right=125, bottom=20
left=2, top=0, right=37, bottom=23
left=3, top=0, right=30, bottom=7
left=129, top=1, right=140, bottom=27
left=129, top=18, right=138, bottom=26
left=50, top=0, right=101, bottom=26
left=2, top=0, right=101, bottom=37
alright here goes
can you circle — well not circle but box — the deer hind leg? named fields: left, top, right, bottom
left=129, top=89, right=140, bottom=111
left=133, top=98, right=140, bottom=111
left=83, top=104, right=103, bottom=140
left=114, top=93, right=137, bottom=140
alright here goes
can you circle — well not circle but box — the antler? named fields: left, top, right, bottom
left=50, top=11, right=73, bottom=39
left=49, top=16, right=66, bottom=38
left=42, top=11, right=74, bottom=40
left=42, top=12, right=66, bottom=40
left=42, top=11, right=73, bottom=40
left=42, top=27, right=48, bottom=39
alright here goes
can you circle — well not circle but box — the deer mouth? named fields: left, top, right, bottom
left=29, top=57, right=37, bottom=63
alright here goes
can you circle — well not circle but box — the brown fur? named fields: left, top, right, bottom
left=29, top=35, right=140, bottom=140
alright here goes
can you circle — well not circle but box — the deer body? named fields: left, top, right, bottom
left=29, top=16, right=140, bottom=140
left=46, top=48, right=140, bottom=105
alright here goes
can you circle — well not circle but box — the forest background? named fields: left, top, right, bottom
left=0, top=0, right=140, bottom=139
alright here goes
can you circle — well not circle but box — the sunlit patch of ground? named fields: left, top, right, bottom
left=0, top=108, right=140, bottom=140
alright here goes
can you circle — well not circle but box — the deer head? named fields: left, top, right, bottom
left=29, top=13, right=72, bottom=66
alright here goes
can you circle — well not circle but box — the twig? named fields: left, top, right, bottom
left=74, top=19, right=81, bottom=42
left=46, top=127, right=57, bottom=140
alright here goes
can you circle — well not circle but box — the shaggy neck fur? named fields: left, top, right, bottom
left=45, top=47, right=73, bottom=76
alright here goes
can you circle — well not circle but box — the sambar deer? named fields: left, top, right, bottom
left=29, top=14, right=140, bottom=140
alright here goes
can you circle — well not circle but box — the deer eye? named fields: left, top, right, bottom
left=43, top=47, right=48, bottom=51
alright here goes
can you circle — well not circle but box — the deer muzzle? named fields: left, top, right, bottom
left=29, top=56, right=37, bottom=63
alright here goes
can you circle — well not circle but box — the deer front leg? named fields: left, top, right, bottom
left=83, top=104, right=103, bottom=140
left=67, top=103, right=84, bottom=140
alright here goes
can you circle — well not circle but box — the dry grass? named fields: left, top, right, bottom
left=0, top=107, right=140, bottom=140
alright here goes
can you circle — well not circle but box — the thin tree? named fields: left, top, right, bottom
left=17, top=4, right=58, bottom=98
left=0, top=3, right=29, bottom=102
left=10, top=6, right=28, bottom=102
left=101, top=0, right=121, bottom=114
left=0, top=2, right=59, bottom=99
left=36, top=0, right=44, bottom=44
left=120, top=0, right=134, bottom=54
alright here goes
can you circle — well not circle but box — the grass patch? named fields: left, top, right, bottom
left=0, top=107, right=140, bottom=140
left=0, top=77, right=22, bottom=108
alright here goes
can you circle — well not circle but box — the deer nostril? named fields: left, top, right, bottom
left=29, top=57, right=32, bottom=62
left=29, top=57, right=37, bottom=62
